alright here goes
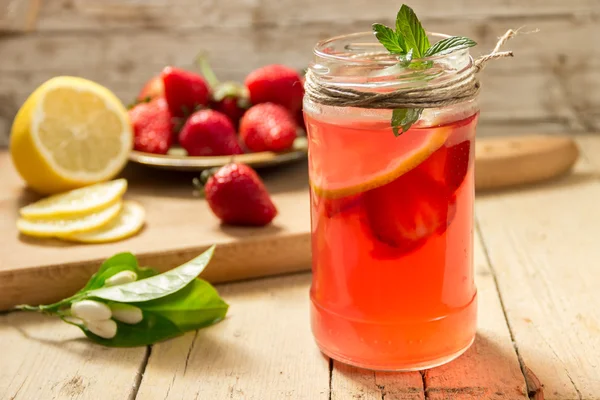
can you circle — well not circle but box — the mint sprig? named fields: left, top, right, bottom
left=373, top=4, right=477, bottom=136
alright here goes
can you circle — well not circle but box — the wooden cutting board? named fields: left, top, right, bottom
left=0, top=134, right=580, bottom=310
left=0, top=152, right=312, bottom=310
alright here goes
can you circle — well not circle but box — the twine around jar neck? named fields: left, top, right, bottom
left=304, top=29, right=518, bottom=110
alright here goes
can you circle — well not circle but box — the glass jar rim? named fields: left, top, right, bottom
left=313, top=31, right=464, bottom=66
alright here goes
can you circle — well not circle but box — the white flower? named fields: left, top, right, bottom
left=71, top=300, right=112, bottom=321
left=104, top=271, right=138, bottom=287
left=110, top=303, right=143, bottom=324
left=85, top=319, right=117, bottom=339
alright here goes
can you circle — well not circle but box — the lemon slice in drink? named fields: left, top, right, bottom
left=309, top=119, right=450, bottom=199
left=64, top=201, right=145, bottom=243
left=10, top=76, right=133, bottom=195
left=17, top=202, right=122, bottom=238
left=20, top=179, right=127, bottom=219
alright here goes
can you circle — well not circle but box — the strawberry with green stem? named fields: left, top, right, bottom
left=196, top=55, right=251, bottom=128
left=197, top=163, right=278, bottom=226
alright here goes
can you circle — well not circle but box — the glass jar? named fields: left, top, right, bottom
left=304, top=31, right=479, bottom=371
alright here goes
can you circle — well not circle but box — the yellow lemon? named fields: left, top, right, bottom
left=17, top=202, right=123, bottom=238
left=63, top=201, right=146, bottom=243
left=20, top=179, right=128, bottom=219
left=10, top=76, right=133, bottom=195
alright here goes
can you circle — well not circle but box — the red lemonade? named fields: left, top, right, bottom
left=306, top=111, right=478, bottom=370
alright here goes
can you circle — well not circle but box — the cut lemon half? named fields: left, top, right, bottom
left=308, top=118, right=450, bottom=199
left=10, top=76, right=133, bottom=195
left=20, top=179, right=127, bottom=219
left=17, top=202, right=122, bottom=238
left=64, top=201, right=145, bottom=243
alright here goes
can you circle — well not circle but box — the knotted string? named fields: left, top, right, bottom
left=304, top=29, right=518, bottom=109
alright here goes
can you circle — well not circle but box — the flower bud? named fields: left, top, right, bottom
left=85, top=319, right=117, bottom=339
left=71, top=300, right=112, bottom=321
left=110, top=303, right=143, bottom=324
left=104, top=270, right=137, bottom=287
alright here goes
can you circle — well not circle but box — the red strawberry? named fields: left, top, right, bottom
left=128, top=98, right=173, bottom=154
left=445, top=141, right=471, bottom=192
left=161, top=66, right=210, bottom=117
left=244, top=64, right=304, bottom=113
left=363, top=170, right=456, bottom=253
left=211, top=82, right=250, bottom=128
left=179, top=109, right=243, bottom=156
left=204, top=163, right=278, bottom=226
left=137, top=75, right=164, bottom=102
left=239, top=103, right=297, bottom=152
left=419, top=140, right=472, bottom=193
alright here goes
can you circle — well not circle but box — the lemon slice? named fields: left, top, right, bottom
left=17, top=202, right=122, bottom=238
left=64, top=201, right=145, bottom=243
left=20, top=179, right=127, bottom=219
left=308, top=118, right=450, bottom=199
left=10, top=76, right=133, bottom=195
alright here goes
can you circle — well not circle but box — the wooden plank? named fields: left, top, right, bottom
left=1, top=15, right=599, bottom=139
left=33, top=0, right=600, bottom=31
left=0, top=311, right=146, bottom=400
left=0, top=0, right=41, bottom=32
left=329, top=233, right=527, bottom=399
left=136, top=273, right=330, bottom=400
left=0, top=152, right=311, bottom=310
left=332, top=364, right=424, bottom=400
left=424, top=233, right=527, bottom=399
left=475, top=135, right=600, bottom=399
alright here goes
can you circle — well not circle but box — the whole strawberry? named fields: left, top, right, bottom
left=239, top=103, right=297, bottom=152
left=161, top=66, right=210, bottom=117
left=203, top=163, right=278, bottom=226
left=128, top=97, right=174, bottom=154
left=211, top=83, right=250, bottom=128
left=244, top=64, right=304, bottom=114
left=196, top=56, right=250, bottom=128
left=179, top=109, right=243, bottom=156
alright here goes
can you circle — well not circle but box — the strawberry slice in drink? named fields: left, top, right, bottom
left=419, top=140, right=472, bottom=193
left=363, top=169, right=456, bottom=255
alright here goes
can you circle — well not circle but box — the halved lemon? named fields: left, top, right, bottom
left=10, top=76, right=133, bottom=195
left=64, top=201, right=145, bottom=243
left=308, top=118, right=450, bottom=199
left=20, top=179, right=127, bottom=219
left=17, top=202, right=122, bottom=238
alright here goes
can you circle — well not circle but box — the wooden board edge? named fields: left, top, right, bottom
left=0, top=232, right=311, bottom=310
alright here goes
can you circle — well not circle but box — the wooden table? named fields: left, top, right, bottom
left=2, top=135, right=600, bottom=400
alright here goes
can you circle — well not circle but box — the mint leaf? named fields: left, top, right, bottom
left=395, top=5, right=429, bottom=57
left=424, top=36, right=477, bottom=57
left=391, top=108, right=423, bottom=136
left=373, top=23, right=405, bottom=54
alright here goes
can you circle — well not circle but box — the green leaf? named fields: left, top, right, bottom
left=78, top=253, right=157, bottom=293
left=395, top=4, right=429, bottom=58
left=87, top=246, right=216, bottom=303
left=424, top=36, right=477, bottom=57
left=372, top=23, right=405, bottom=54
left=81, top=311, right=184, bottom=347
left=134, top=279, right=229, bottom=331
left=391, top=108, right=423, bottom=136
